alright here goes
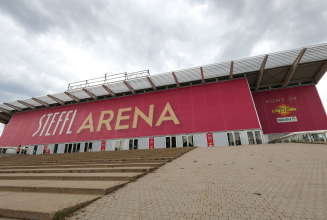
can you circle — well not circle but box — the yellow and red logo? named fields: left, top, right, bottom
left=272, top=104, right=296, bottom=116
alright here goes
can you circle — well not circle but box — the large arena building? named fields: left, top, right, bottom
left=1, top=43, right=327, bottom=154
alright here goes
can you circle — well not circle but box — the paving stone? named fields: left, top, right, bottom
left=70, top=144, right=327, bottom=220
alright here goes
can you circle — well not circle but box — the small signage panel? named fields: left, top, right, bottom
left=206, top=133, right=214, bottom=147
left=149, top=137, right=154, bottom=149
left=101, top=140, right=106, bottom=151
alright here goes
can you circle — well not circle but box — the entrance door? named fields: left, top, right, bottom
left=182, top=135, right=194, bottom=147
left=129, top=139, right=138, bottom=150
left=72, top=143, right=77, bottom=153
left=227, top=132, right=242, bottom=146
left=68, top=144, right=73, bottom=153
left=33, top=146, right=38, bottom=154
left=246, top=131, right=262, bottom=145
left=54, top=144, right=58, bottom=154
left=84, top=142, right=93, bottom=152
left=166, top=137, right=177, bottom=148
left=115, top=140, right=124, bottom=151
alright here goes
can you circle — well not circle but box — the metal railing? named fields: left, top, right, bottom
left=67, top=70, right=149, bottom=91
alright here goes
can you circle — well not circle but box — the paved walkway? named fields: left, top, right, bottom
left=70, top=144, right=327, bottom=220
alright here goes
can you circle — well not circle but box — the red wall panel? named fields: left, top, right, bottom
left=252, top=85, right=327, bottom=134
left=0, top=78, right=260, bottom=146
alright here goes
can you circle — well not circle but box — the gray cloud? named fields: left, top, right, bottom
left=0, top=0, right=327, bottom=136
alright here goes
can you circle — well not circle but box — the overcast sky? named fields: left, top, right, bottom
left=1, top=0, right=327, bottom=136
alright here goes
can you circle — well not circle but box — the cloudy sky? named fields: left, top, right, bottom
left=0, top=0, right=327, bottom=135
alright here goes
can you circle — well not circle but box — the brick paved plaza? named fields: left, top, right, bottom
left=70, top=144, right=327, bottom=220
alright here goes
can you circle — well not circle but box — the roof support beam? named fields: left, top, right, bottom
left=255, top=55, right=269, bottom=91
left=82, top=88, right=98, bottom=100
left=314, top=61, right=327, bottom=84
left=17, top=100, right=35, bottom=110
left=102, top=85, right=116, bottom=97
left=0, top=113, right=11, bottom=121
left=283, top=48, right=307, bottom=87
left=64, top=92, right=80, bottom=103
left=47, top=95, right=65, bottom=105
left=123, top=81, right=135, bottom=94
left=3, top=103, right=22, bottom=111
left=147, top=77, right=157, bottom=91
left=31, top=98, right=49, bottom=107
left=0, top=118, right=8, bottom=124
left=230, top=61, right=234, bottom=79
left=200, top=67, right=205, bottom=83
left=0, top=107, right=13, bottom=116
left=172, top=72, right=180, bottom=87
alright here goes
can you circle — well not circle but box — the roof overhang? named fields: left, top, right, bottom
left=1, top=43, right=327, bottom=125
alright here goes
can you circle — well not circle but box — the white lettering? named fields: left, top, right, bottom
left=53, top=111, right=66, bottom=135
left=66, top=110, right=77, bottom=134
left=32, top=114, right=46, bottom=137
left=59, top=110, right=73, bottom=135
left=45, top=112, right=59, bottom=136
left=40, top=113, right=53, bottom=136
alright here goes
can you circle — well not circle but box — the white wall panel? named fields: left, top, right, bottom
left=93, top=141, right=101, bottom=152
left=47, top=144, right=54, bottom=154
left=36, top=145, right=43, bottom=154
left=123, top=139, right=129, bottom=150
left=194, top=133, right=206, bottom=147
left=106, top=140, right=115, bottom=151
left=176, top=135, right=183, bottom=147
left=154, top=136, right=165, bottom=149
left=57, top=144, right=65, bottom=154
left=138, top=137, right=148, bottom=149
left=240, top=131, right=249, bottom=145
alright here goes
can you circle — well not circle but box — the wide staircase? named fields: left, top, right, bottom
left=0, top=147, right=194, bottom=220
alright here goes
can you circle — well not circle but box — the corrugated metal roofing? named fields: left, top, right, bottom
left=1, top=43, right=327, bottom=117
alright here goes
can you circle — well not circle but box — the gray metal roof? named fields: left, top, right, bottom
left=1, top=43, right=327, bottom=124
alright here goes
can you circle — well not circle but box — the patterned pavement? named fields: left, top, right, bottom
left=70, top=143, right=327, bottom=220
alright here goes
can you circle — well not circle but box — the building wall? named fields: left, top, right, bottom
left=0, top=78, right=261, bottom=147
left=252, top=85, right=327, bottom=134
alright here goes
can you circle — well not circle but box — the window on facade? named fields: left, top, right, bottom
left=182, top=135, right=194, bottom=147
left=227, top=133, right=234, bottom=146
left=299, top=134, right=310, bottom=141
left=171, top=137, right=176, bottom=147
left=68, top=144, right=73, bottom=153
left=72, top=143, right=77, bottom=153
left=247, top=132, right=255, bottom=145
left=76, top=143, right=80, bottom=152
left=254, top=131, right=262, bottom=144
left=166, top=137, right=171, bottom=148
left=114, top=140, right=124, bottom=151
left=64, top=144, right=68, bottom=153
left=33, top=146, right=38, bottom=154
left=54, top=144, right=58, bottom=154
left=290, top=135, right=298, bottom=142
left=309, top=134, right=325, bottom=142
left=87, top=142, right=93, bottom=152
left=234, top=132, right=242, bottom=145
left=283, top=139, right=290, bottom=143
left=166, top=137, right=177, bottom=148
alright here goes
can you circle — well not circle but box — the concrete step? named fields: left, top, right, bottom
left=0, top=163, right=162, bottom=170
left=0, top=172, right=144, bottom=181
left=0, top=191, right=99, bottom=220
left=0, top=180, right=128, bottom=195
left=0, top=159, right=173, bottom=166
left=0, top=160, right=168, bottom=166
left=0, top=167, right=151, bottom=174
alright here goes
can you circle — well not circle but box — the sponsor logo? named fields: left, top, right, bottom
left=277, top=116, right=297, bottom=123
left=272, top=104, right=296, bottom=116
